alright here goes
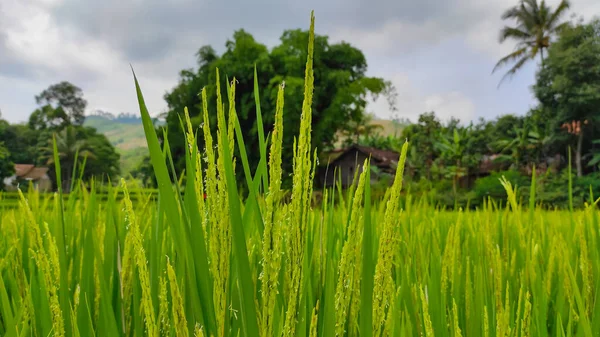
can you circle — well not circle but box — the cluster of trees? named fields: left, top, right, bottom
left=3, top=0, right=596, bottom=206
left=358, top=5, right=600, bottom=207
left=135, top=28, right=396, bottom=187
left=0, top=82, right=120, bottom=191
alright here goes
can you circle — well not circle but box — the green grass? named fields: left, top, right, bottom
left=1, top=12, right=600, bottom=337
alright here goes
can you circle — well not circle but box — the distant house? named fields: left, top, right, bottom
left=3, top=164, right=52, bottom=192
left=318, top=145, right=400, bottom=188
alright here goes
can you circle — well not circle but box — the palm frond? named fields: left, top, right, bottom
left=496, top=54, right=531, bottom=87
left=499, top=26, right=533, bottom=43
left=492, top=47, right=528, bottom=74
left=548, top=0, right=571, bottom=30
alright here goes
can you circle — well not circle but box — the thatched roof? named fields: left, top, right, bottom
left=14, top=164, right=50, bottom=180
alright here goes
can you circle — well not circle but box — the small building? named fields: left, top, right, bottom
left=3, top=164, right=52, bottom=192
left=318, top=145, right=400, bottom=188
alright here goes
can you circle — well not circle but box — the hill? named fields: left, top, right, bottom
left=85, top=112, right=403, bottom=175
left=84, top=113, right=151, bottom=176
left=332, top=117, right=405, bottom=148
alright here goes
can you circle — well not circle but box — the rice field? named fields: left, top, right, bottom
left=2, top=12, right=600, bottom=337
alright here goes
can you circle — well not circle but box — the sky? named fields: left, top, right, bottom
left=1, top=0, right=599, bottom=125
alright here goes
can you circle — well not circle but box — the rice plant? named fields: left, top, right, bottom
left=1, top=11, right=600, bottom=337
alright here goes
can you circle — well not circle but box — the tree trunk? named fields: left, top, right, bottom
left=576, top=130, right=583, bottom=177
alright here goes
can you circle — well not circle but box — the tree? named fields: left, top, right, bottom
left=435, top=128, right=470, bottom=195
left=161, top=28, right=390, bottom=185
left=493, top=0, right=571, bottom=84
left=0, top=120, right=43, bottom=164
left=533, top=18, right=600, bottom=177
left=400, top=112, right=443, bottom=180
left=78, top=126, right=121, bottom=180
left=41, top=126, right=120, bottom=192
left=0, top=142, right=13, bottom=190
left=33, top=81, right=88, bottom=128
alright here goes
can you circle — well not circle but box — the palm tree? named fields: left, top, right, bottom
left=493, top=0, right=571, bottom=85
left=42, top=126, right=95, bottom=192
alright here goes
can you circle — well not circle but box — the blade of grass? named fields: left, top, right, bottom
left=131, top=69, right=217, bottom=335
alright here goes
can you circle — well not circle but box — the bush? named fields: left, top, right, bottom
left=473, top=170, right=530, bottom=205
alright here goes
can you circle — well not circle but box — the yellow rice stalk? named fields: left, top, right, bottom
left=309, top=300, right=319, bottom=337
left=578, top=223, right=593, bottom=317
left=183, top=107, right=207, bottom=236
left=334, top=159, right=367, bottom=336
left=158, top=275, right=171, bottom=337
left=18, top=189, right=65, bottom=337
left=121, top=231, right=135, bottom=335
left=212, top=69, right=233, bottom=337
left=260, top=81, right=285, bottom=337
left=194, top=323, right=205, bottom=337
left=521, top=291, right=531, bottom=337
left=121, top=179, right=158, bottom=337
left=419, top=285, right=434, bottom=337
left=167, top=258, right=189, bottom=337
left=283, top=11, right=316, bottom=337
left=483, top=305, right=489, bottom=337
left=94, top=260, right=101, bottom=324
left=73, top=284, right=81, bottom=317
left=372, top=141, right=408, bottom=336
left=496, top=283, right=511, bottom=337
left=452, top=299, right=463, bottom=337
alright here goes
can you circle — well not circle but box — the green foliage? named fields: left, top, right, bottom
left=358, top=134, right=403, bottom=152
left=161, top=25, right=391, bottom=186
left=40, top=125, right=120, bottom=191
left=535, top=18, right=600, bottom=124
left=0, top=141, right=13, bottom=189
left=31, top=81, right=88, bottom=129
left=0, top=120, right=41, bottom=165
left=534, top=18, right=600, bottom=176
left=474, top=170, right=530, bottom=203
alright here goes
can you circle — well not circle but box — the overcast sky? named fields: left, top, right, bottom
left=1, top=0, right=599, bottom=125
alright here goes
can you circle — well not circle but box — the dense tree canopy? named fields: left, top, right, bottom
left=0, top=141, right=13, bottom=189
left=161, top=28, right=392, bottom=185
left=40, top=125, right=120, bottom=191
left=29, top=81, right=88, bottom=130
left=534, top=18, right=600, bottom=176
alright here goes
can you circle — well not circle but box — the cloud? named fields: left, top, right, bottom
left=368, top=73, right=476, bottom=124
left=0, top=0, right=598, bottom=125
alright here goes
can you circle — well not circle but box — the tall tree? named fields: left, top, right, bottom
left=41, top=125, right=120, bottom=191
left=162, top=28, right=391, bottom=185
left=34, top=81, right=88, bottom=128
left=400, top=112, right=443, bottom=180
left=493, top=0, right=571, bottom=84
left=0, top=141, right=14, bottom=190
left=534, top=18, right=600, bottom=177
